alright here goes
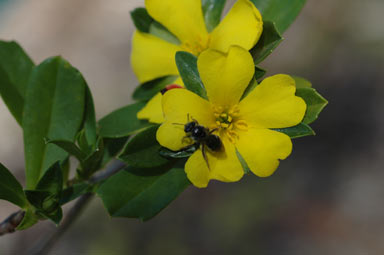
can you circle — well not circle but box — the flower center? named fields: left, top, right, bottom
left=212, top=105, right=248, bottom=144
left=182, top=36, right=210, bottom=56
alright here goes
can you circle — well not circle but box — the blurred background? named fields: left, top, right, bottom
left=1, top=0, right=383, bottom=254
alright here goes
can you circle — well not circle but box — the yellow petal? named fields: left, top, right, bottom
left=131, top=31, right=182, bottom=83
left=209, top=0, right=263, bottom=52
left=185, top=138, right=244, bottom=188
left=238, top=74, right=307, bottom=129
left=145, top=0, right=209, bottom=45
left=236, top=128, right=292, bottom=177
left=137, top=77, right=185, bottom=124
left=156, top=88, right=215, bottom=151
left=137, top=93, right=164, bottom=124
left=197, top=46, right=254, bottom=109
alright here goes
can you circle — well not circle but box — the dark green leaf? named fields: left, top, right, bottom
left=35, top=162, right=63, bottom=194
left=133, top=75, right=178, bottom=101
left=46, top=139, right=87, bottom=162
left=97, top=167, right=190, bottom=221
left=99, top=102, right=154, bottom=138
left=130, top=8, right=154, bottom=33
left=274, top=122, right=315, bottom=138
left=60, top=183, right=92, bottom=205
left=250, top=0, right=306, bottom=34
left=296, top=88, right=328, bottom=124
left=0, top=41, right=35, bottom=125
left=250, top=21, right=283, bottom=64
left=0, top=163, right=28, bottom=208
left=23, top=57, right=86, bottom=189
left=119, top=126, right=170, bottom=168
left=159, top=145, right=198, bottom=159
left=149, top=22, right=181, bottom=45
left=202, top=0, right=226, bottom=32
left=83, top=85, right=97, bottom=147
left=77, top=138, right=104, bottom=180
left=293, top=75, right=312, bottom=88
left=101, top=137, right=129, bottom=167
left=16, top=209, right=39, bottom=230
left=175, top=51, right=207, bottom=99
left=240, top=66, right=266, bottom=101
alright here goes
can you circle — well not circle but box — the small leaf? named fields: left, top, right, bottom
left=119, top=126, right=170, bottom=168
left=46, top=139, right=87, bottom=162
left=77, top=138, right=104, bottom=180
left=175, top=51, right=207, bottom=99
left=274, top=123, right=315, bottom=138
left=250, top=21, right=283, bottom=64
left=16, top=209, right=39, bottom=230
left=23, top=57, right=86, bottom=189
left=60, top=183, right=92, bottom=205
left=293, top=75, right=312, bottom=88
left=133, top=75, right=178, bottom=101
left=35, top=162, right=63, bottom=194
left=83, top=85, right=97, bottom=147
left=130, top=8, right=154, bottom=33
left=250, top=0, right=307, bottom=34
left=97, top=167, right=190, bottom=221
left=0, top=163, right=28, bottom=208
left=159, top=145, right=198, bottom=159
left=296, top=88, right=328, bottom=124
left=202, top=0, right=226, bottom=32
left=99, top=102, right=154, bottom=138
left=149, top=22, right=181, bottom=45
left=101, top=137, right=129, bottom=167
left=0, top=41, right=35, bottom=125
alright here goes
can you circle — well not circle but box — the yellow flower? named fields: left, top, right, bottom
left=131, top=0, right=263, bottom=123
left=156, top=46, right=307, bottom=188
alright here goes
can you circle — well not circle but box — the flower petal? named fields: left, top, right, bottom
left=236, top=128, right=292, bottom=177
left=209, top=0, right=263, bottom=52
left=131, top=31, right=182, bottom=83
left=185, top=138, right=244, bottom=188
left=197, top=46, right=254, bottom=109
left=238, top=74, right=307, bottom=129
left=156, top=88, right=215, bottom=151
left=145, top=0, right=208, bottom=45
left=137, top=77, right=184, bottom=124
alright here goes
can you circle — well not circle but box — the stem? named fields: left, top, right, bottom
left=0, top=160, right=126, bottom=238
left=28, top=193, right=94, bottom=255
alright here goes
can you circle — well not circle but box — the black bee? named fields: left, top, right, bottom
left=176, top=115, right=222, bottom=169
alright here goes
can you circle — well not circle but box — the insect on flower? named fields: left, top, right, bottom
left=174, top=115, right=222, bottom=169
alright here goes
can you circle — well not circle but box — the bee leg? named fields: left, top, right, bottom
left=209, top=128, right=218, bottom=134
left=201, top=144, right=210, bottom=170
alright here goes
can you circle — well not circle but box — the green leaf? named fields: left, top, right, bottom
left=83, top=85, right=97, bottom=147
left=97, top=167, right=190, bottom=221
left=159, top=145, right=198, bottom=159
left=77, top=138, right=104, bottom=180
left=23, top=57, right=86, bottom=189
left=250, top=0, right=307, bottom=34
left=24, top=162, right=63, bottom=224
left=175, top=51, right=207, bottom=99
left=101, top=137, right=129, bottom=167
left=119, top=126, right=170, bottom=168
left=274, top=122, right=315, bottom=138
left=0, top=41, right=35, bottom=125
left=296, top=88, right=328, bottom=124
left=60, top=183, right=92, bottom=205
left=250, top=21, right=283, bottom=64
left=130, top=8, right=153, bottom=33
left=46, top=139, right=87, bottom=162
left=133, top=75, right=178, bottom=102
left=0, top=163, right=28, bottom=208
left=149, top=22, right=181, bottom=45
left=202, top=0, right=226, bottom=32
left=293, top=75, right=312, bottom=88
left=99, top=102, right=154, bottom=138
left=16, top=209, right=39, bottom=230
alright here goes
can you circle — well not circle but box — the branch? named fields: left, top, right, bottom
left=0, top=160, right=126, bottom=238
